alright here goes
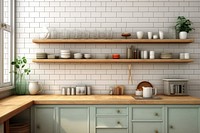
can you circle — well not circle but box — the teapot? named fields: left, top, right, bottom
left=29, top=81, right=42, bottom=95
left=142, top=87, right=157, bottom=98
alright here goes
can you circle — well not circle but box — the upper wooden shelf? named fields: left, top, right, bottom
left=32, top=39, right=194, bottom=44
left=32, top=59, right=193, bottom=63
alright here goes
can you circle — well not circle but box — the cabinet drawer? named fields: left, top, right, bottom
left=132, top=122, right=163, bottom=133
left=96, top=107, right=128, bottom=115
left=96, top=117, right=128, bottom=128
left=96, top=129, right=128, bottom=133
left=132, top=107, right=163, bottom=120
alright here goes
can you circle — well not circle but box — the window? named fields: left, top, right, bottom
left=0, top=0, right=14, bottom=88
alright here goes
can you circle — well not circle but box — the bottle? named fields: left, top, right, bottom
left=133, top=49, right=137, bottom=59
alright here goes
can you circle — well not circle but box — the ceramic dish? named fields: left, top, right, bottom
left=136, top=81, right=153, bottom=91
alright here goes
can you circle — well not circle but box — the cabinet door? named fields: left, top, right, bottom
left=34, top=106, right=56, bottom=133
left=132, top=122, right=162, bottom=133
left=58, top=106, right=89, bottom=133
left=168, top=107, right=199, bottom=133
left=0, top=124, right=3, bottom=133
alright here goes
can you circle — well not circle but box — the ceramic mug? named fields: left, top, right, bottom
left=136, top=31, right=144, bottom=39
left=142, top=87, right=157, bottom=98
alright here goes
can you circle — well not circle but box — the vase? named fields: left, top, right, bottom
left=15, top=74, right=28, bottom=95
left=179, top=31, right=187, bottom=39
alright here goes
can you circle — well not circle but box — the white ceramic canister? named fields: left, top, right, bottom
left=147, top=32, right=153, bottom=39
left=149, top=51, right=155, bottom=59
left=29, top=81, right=42, bottom=95
left=143, top=50, right=148, bottom=59
left=159, top=31, right=164, bottom=39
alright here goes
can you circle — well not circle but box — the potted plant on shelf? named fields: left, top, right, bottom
left=175, top=16, right=195, bottom=39
left=11, top=57, right=31, bottom=95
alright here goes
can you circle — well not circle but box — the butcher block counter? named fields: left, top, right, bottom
left=0, top=95, right=200, bottom=124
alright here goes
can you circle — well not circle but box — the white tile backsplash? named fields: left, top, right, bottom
left=16, top=0, right=200, bottom=96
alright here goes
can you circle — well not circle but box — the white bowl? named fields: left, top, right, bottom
left=84, top=54, right=91, bottom=59
left=61, top=53, right=71, bottom=55
left=60, top=50, right=70, bottom=53
left=135, top=90, right=143, bottom=96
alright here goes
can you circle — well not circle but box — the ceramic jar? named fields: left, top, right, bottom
left=29, top=81, right=41, bottom=95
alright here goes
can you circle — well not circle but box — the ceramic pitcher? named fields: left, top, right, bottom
left=29, top=81, right=42, bottom=95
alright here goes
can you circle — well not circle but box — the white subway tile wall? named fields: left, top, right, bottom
left=16, top=0, right=200, bottom=96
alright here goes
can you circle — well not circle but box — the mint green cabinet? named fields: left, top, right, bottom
left=0, top=124, right=3, bottom=133
left=167, top=106, right=200, bottom=133
left=58, top=106, right=90, bottom=133
left=95, top=106, right=129, bottom=133
left=33, top=105, right=56, bottom=133
left=131, top=106, right=165, bottom=133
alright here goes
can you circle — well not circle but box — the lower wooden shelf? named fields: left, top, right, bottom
left=32, top=59, right=193, bottom=63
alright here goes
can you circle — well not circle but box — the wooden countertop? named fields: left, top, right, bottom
left=0, top=95, right=200, bottom=124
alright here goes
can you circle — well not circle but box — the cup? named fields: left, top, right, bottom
left=149, top=51, right=155, bottom=59
left=143, top=50, right=148, bottom=59
left=147, top=32, right=153, bottom=39
left=135, top=90, right=143, bottom=96
left=142, top=87, right=157, bottom=98
left=159, top=31, right=164, bottom=39
left=180, top=53, right=185, bottom=59
left=184, top=53, right=190, bottom=59
left=137, top=31, right=144, bottom=39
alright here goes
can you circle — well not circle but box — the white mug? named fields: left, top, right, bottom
left=137, top=31, right=144, bottom=39
left=142, top=87, right=157, bottom=98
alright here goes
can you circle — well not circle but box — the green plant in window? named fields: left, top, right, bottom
left=11, top=57, right=31, bottom=95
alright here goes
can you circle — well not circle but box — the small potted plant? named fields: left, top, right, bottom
left=175, top=16, right=195, bottom=39
left=11, top=57, right=31, bottom=95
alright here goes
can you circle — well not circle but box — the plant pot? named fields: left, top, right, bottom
left=179, top=31, right=187, bottom=39
left=15, top=74, right=28, bottom=95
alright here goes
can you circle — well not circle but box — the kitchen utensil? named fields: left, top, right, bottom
left=163, top=79, right=188, bottom=95
left=136, top=81, right=153, bottom=91
left=29, top=81, right=42, bottom=95
left=128, top=64, right=133, bottom=85
left=142, top=87, right=157, bottom=98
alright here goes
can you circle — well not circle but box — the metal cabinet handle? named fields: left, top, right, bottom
left=36, top=125, right=40, bottom=129
left=155, top=130, right=159, bottom=133
left=117, top=110, right=121, bottom=113
left=170, top=125, right=174, bottom=129
left=154, top=112, right=159, bottom=116
left=117, top=121, right=121, bottom=125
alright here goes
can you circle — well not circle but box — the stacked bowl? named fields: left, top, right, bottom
left=74, top=53, right=83, bottom=59
left=60, top=50, right=71, bottom=59
left=36, top=53, right=47, bottom=59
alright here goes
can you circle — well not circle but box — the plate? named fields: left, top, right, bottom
left=136, top=81, right=153, bottom=91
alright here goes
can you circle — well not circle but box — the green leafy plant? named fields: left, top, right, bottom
left=11, top=57, right=31, bottom=75
left=175, top=16, right=195, bottom=33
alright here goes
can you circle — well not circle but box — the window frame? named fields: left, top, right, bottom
left=0, top=0, right=15, bottom=89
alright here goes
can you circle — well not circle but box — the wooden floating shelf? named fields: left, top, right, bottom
left=32, top=59, right=193, bottom=63
left=32, top=39, right=194, bottom=44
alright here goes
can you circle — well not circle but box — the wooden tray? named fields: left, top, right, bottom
left=136, top=81, right=153, bottom=91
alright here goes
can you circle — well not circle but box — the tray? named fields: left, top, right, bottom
left=136, top=81, right=153, bottom=91
left=133, top=96, right=161, bottom=100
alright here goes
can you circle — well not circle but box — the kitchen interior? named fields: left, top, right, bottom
left=0, top=0, right=200, bottom=133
